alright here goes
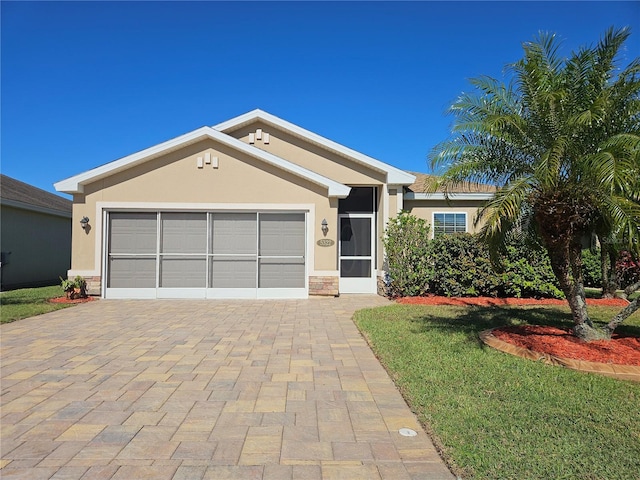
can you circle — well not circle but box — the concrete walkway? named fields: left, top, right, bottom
left=1, top=296, right=454, bottom=479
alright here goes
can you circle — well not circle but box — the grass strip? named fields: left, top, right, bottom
left=355, top=304, right=640, bottom=479
left=1, top=285, right=71, bottom=324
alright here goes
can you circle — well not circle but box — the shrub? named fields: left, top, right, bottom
left=581, top=249, right=602, bottom=288
left=383, top=216, right=563, bottom=299
left=500, top=238, right=563, bottom=298
left=382, top=212, right=433, bottom=297
left=429, top=233, right=502, bottom=297
left=617, top=250, right=640, bottom=289
left=580, top=248, right=640, bottom=291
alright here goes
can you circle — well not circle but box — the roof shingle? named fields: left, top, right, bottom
left=406, top=172, right=496, bottom=194
left=1, top=175, right=72, bottom=214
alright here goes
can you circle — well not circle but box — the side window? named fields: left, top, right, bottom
left=433, top=213, right=466, bottom=237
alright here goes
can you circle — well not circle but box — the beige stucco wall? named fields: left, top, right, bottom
left=404, top=200, right=487, bottom=236
left=1, top=205, right=71, bottom=289
left=227, top=122, right=394, bottom=275
left=388, top=188, right=398, bottom=217
left=229, top=122, right=388, bottom=186
left=72, top=138, right=339, bottom=274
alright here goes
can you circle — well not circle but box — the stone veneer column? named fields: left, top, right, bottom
left=85, top=276, right=102, bottom=296
left=308, top=276, right=339, bottom=296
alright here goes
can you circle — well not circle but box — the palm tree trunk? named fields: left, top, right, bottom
left=605, top=298, right=640, bottom=335
left=568, top=240, right=607, bottom=340
left=602, top=277, right=640, bottom=335
left=600, top=242, right=619, bottom=298
left=622, top=280, right=640, bottom=300
left=547, top=242, right=608, bottom=341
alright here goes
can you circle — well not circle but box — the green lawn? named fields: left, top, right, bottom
left=0, top=285, right=71, bottom=324
left=355, top=303, right=640, bottom=480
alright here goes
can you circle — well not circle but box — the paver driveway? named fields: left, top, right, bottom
left=1, top=296, right=454, bottom=479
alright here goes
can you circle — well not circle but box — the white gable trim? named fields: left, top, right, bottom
left=214, top=109, right=416, bottom=186
left=54, top=127, right=351, bottom=198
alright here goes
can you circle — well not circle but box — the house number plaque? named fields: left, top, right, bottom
left=316, top=239, right=335, bottom=247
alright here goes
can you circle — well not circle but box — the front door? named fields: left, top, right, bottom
left=339, top=213, right=376, bottom=293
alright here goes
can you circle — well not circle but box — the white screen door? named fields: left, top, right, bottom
left=339, top=213, right=376, bottom=293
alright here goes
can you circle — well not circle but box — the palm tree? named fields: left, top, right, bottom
left=430, top=27, right=640, bottom=341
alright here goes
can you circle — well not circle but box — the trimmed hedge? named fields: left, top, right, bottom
left=429, top=234, right=562, bottom=298
left=383, top=214, right=562, bottom=298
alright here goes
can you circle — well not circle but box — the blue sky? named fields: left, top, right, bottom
left=2, top=1, right=639, bottom=196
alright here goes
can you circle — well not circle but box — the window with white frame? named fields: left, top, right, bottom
left=433, top=213, right=467, bottom=237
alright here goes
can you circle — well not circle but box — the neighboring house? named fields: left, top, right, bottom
left=55, top=110, right=493, bottom=299
left=0, top=175, right=72, bottom=290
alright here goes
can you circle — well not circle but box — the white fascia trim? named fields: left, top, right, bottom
left=404, top=192, right=494, bottom=201
left=54, top=127, right=350, bottom=198
left=213, top=109, right=416, bottom=185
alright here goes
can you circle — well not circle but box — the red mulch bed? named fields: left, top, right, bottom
left=396, top=296, right=639, bottom=366
left=396, top=296, right=629, bottom=307
left=492, top=325, right=640, bottom=366
left=49, top=296, right=96, bottom=305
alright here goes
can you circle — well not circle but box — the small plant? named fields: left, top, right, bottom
left=60, top=275, right=87, bottom=300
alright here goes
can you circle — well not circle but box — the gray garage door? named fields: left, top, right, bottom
left=106, top=211, right=306, bottom=299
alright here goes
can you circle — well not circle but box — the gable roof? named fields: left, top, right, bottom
left=54, top=126, right=351, bottom=198
left=1, top=174, right=72, bottom=217
left=213, top=109, right=416, bottom=185
left=405, top=173, right=496, bottom=200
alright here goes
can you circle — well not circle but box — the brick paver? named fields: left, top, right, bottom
left=1, top=297, right=455, bottom=479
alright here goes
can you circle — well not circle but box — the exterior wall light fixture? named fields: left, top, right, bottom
left=80, top=216, right=90, bottom=230
left=321, top=218, right=329, bottom=236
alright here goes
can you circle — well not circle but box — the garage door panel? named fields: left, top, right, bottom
left=160, top=256, right=206, bottom=288
left=259, top=257, right=305, bottom=288
left=108, top=257, right=156, bottom=288
left=210, top=257, right=257, bottom=288
left=211, top=213, right=257, bottom=255
left=161, top=213, right=207, bottom=254
left=259, top=213, right=305, bottom=256
left=109, top=213, right=157, bottom=254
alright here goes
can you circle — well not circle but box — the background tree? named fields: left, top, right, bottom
left=430, top=27, right=640, bottom=340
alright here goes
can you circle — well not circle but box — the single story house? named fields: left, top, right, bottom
left=1, top=174, right=72, bottom=290
left=55, top=110, right=492, bottom=299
